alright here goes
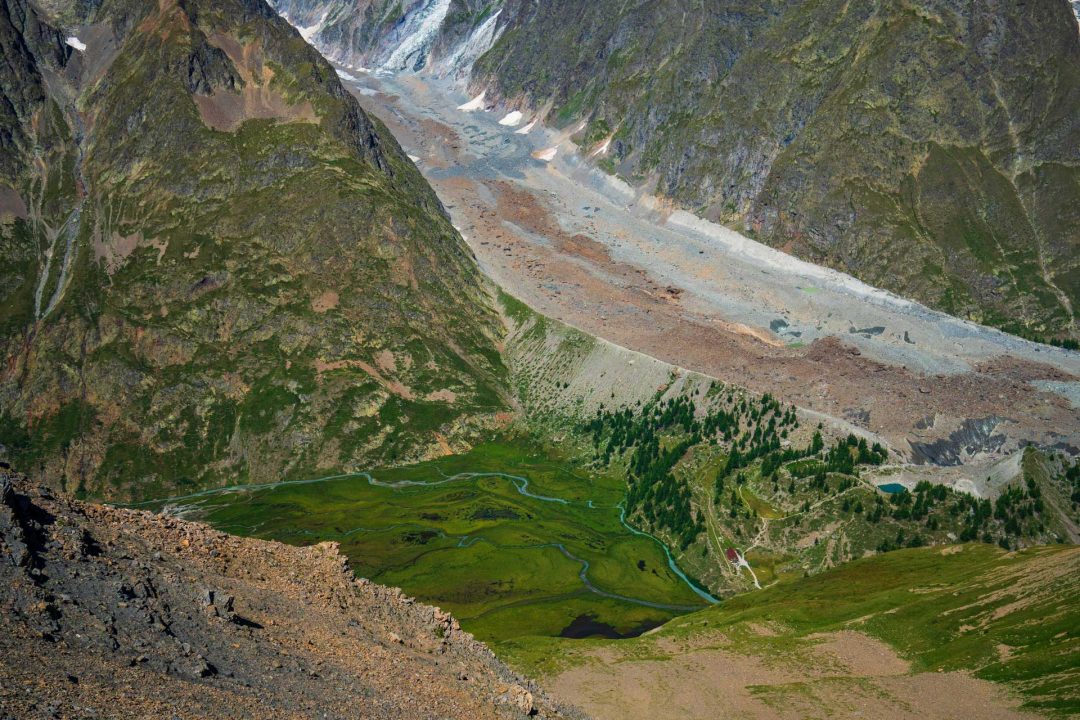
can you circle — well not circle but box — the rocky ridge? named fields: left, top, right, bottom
left=0, top=468, right=580, bottom=718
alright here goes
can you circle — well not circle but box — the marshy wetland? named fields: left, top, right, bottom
left=142, top=440, right=714, bottom=642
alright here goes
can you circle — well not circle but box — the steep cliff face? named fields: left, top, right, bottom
left=0, top=0, right=508, bottom=500
left=288, top=0, right=1080, bottom=341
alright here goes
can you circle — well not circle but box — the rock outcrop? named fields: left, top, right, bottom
left=0, top=469, right=581, bottom=718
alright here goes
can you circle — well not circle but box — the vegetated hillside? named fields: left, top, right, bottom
left=0, top=0, right=508, bottom=501
left=502, top=297, right=1080, bottom=596
left=132, top=296, right=1079, bottom=647
left=287, top=0, right=1080, bottom=341
left=583, top=385, right=1080, bottom=596
left=0, top=470, right=579, bottom=719
left=501, top=543, right=1080, bottom=719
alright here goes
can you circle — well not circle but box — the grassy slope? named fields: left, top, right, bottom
left=500, top=543, right=1080, bottom=717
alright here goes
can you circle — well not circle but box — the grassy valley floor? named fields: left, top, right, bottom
left=137, top=439, right=713, bottom=642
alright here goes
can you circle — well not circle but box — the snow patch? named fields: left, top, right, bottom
left=733, top=551, right=761, bottom=589
left=515, top=118, right=538, bottom=134
left=458, top=91, right=487, bottom=111
left=532, top=146, right=558, bottom=162
left=590, top=135, right=613, bottom=157
left=407, top=154, right=420, bottom=162
left=498, top=111, right=523, bottom=126
left=65, top=36, right=86, bottom=52
left=335, top=68, right=358, bottom=82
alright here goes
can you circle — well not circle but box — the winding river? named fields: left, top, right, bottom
left=137, top=465, right=719, bottom=612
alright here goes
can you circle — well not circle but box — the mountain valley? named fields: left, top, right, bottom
left=278, top=0, right=1080, bottom=342
left=1, top=0, right=1079, bottom=718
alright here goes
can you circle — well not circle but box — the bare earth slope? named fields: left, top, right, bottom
left=0, top=470, right=578, bottom=719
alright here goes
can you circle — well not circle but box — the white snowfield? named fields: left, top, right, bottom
left=515, top=118, right=538, bottom=134
left=457, top=91, right=487, bottom=111
left=65, top=36, right=86, bottom=51
left=532, top=146, right=558, bottom=162
left=498, top=111, right=524, bottom=126
left=590, top=135, right=613, bottom=157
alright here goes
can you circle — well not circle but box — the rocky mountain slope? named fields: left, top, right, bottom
left=268, top=0, right=496, bottom=75
left=0, top=469, right=578, bottom=718
left=0, top=0, right=509, bottom=500
left=284, top=0, right=1080, bottom=342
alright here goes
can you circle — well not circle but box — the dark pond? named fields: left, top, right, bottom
left=876, top=483, right=908, bottom=494
left=559, top=613, right=664, bottom=640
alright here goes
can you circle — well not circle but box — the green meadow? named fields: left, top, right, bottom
left=141, top=440, right=712, bottom=642
left=499, top=543, right=1080, bottom=716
